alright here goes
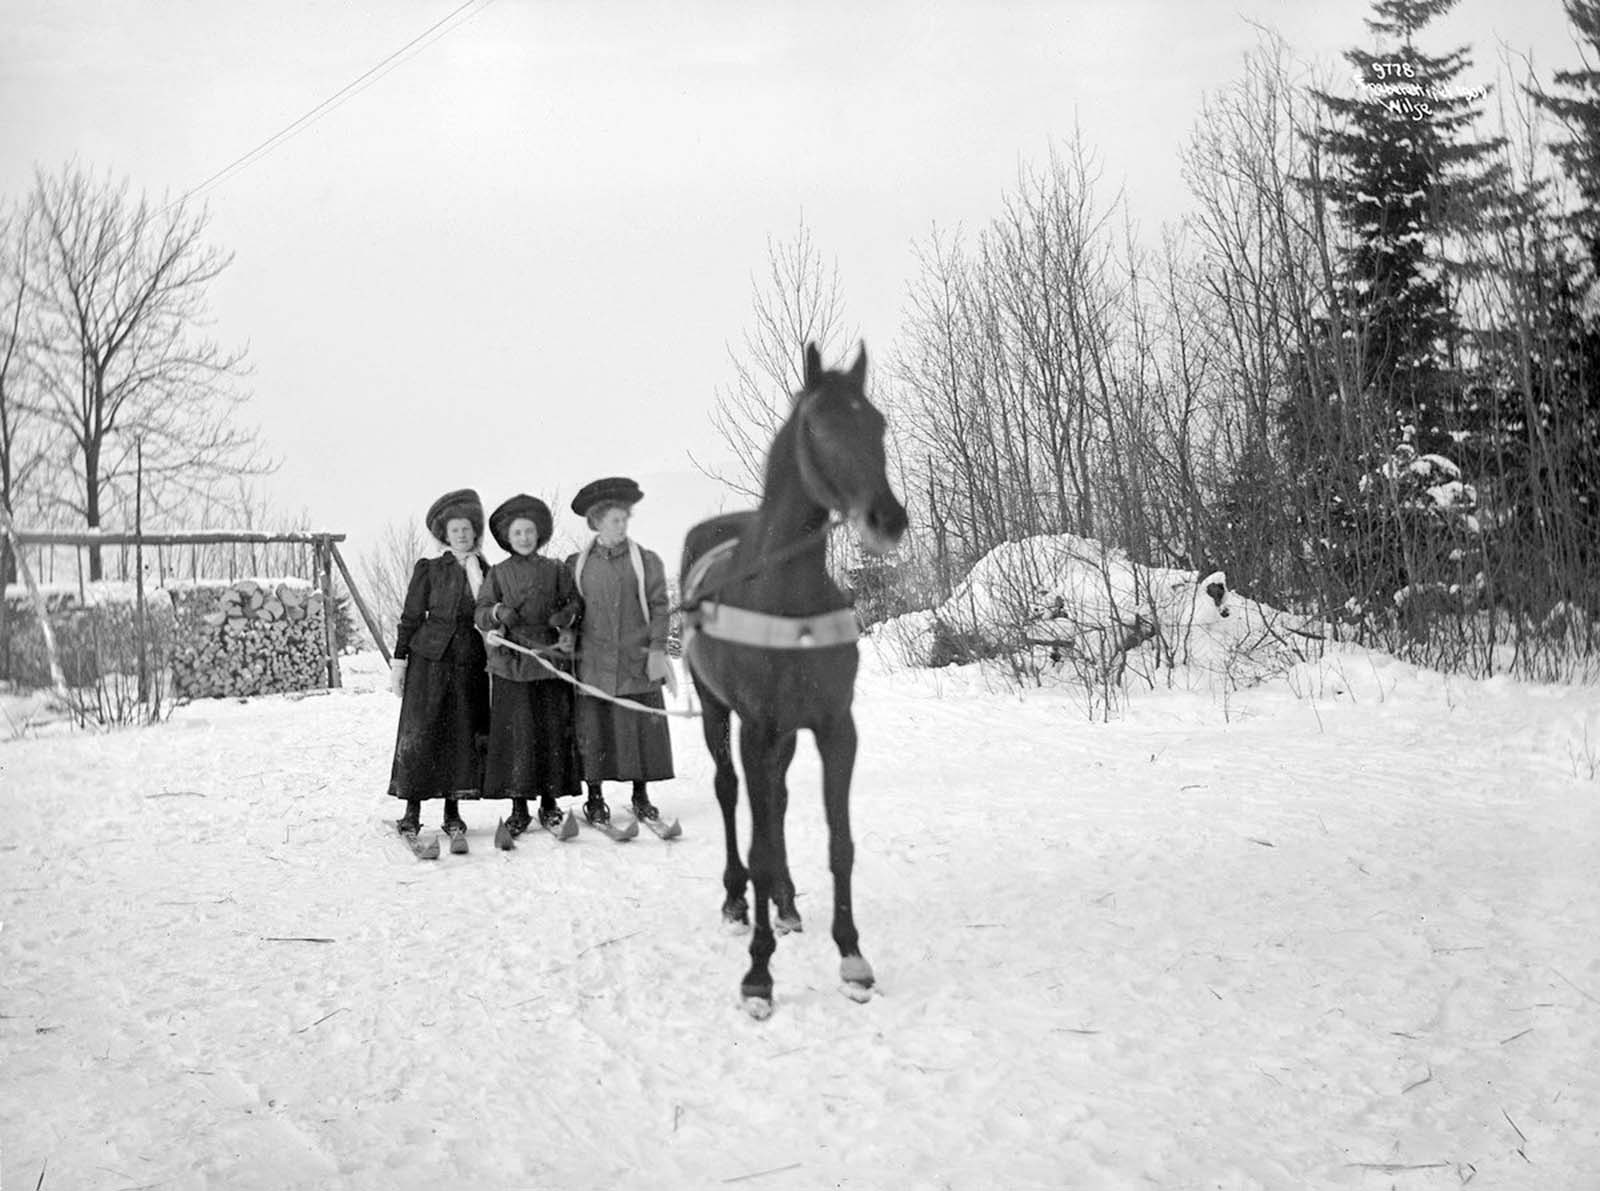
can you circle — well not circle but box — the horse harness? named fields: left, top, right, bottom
left=680, top=538, right=860, bottom=653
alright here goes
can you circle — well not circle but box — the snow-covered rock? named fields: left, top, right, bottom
left=871, top=534, right=1316, bottom=686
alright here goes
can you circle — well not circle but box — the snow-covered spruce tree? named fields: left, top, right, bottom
left=1282, top=0, right=1508, bottom=626
left=1464, top=181, right=1600, bottom=630
left=1181, top=33, right=1324, bottom=608
left=1506, top=0, right=1600, bottom=587
left=1534, top=1, right=1600, bottom=280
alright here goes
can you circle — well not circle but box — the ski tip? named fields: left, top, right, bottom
left=559, top=811, right=580, bottom=841
left=660, top=818, right=683, bottom=840
left=620, top=820, right=640, bottom=841
left=494, top=818, right=515, bottom=851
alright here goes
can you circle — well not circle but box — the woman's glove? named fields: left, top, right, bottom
left=494, top=602, right=521, bottom=627
left=389, top=658, right=408, bottom=697
left=647, top=649, right=677, bottom=694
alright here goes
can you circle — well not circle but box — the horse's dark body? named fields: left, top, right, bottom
left=679, top=343, right=906, bottom=1018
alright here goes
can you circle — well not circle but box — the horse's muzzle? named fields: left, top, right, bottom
left=852, top=494, right=908, bottom=557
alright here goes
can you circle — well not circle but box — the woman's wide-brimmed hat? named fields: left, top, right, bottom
left=570, top=476, right=644, bottom=518
left=424, top=488, right=484, bottom=545
left=488, top=493, right=554, bottom=554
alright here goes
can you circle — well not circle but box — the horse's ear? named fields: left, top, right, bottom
left=849, top=341, right=868, bottom=384
left=803, top=342, right=822, bottom=388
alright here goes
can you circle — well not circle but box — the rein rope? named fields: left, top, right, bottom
left=507, top=400, right=853, bottom=716
left=488, top=635, right=703, bottom=719
left=498, top=517, right=847, bottom=720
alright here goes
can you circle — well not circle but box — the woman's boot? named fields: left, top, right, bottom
left=442, top=798, right=468, bottom=854
left=631, top=782, right=658, bottom=822
left=396, top=799, right=422, bottom=836
left=583, top=782, right=610, bottom=825
left=506, top=797, right=533, bottom=837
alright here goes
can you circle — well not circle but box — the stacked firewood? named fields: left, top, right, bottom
left=168, top=579, right=329, bottom=698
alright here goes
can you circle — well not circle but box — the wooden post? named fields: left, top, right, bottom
left=316, top=537, right=341, bottom=688
left=329, top=541, right=392, bottom=665
left=135, top=439, right=149, bottom=704
left=0, top=509, right=72, bottom=710
left=0, top=510, right=10, bottom=683
left=0, top=545, right=7, bottom=684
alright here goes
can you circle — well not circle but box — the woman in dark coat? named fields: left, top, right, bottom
left=566, top=476, right=675, bottom=826
left=475, top=493, right=583, bottom=835
left=388, top=487, right=491, bottom=849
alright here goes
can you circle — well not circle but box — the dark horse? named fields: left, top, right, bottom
left=679, top=342, right=907, bottom=1019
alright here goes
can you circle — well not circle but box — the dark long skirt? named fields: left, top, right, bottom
left=484, top=678, right=581, bottom=801
left=388, top=656, right=489, bottom=801
left=575, top=690, right=675, bottom=783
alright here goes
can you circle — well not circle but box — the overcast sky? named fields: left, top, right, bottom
left=0, top=0, right=1585, bottom=572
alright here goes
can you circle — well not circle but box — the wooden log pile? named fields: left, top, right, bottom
left=168, top=578, right=329, bottom=699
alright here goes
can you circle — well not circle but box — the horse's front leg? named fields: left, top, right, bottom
left=817, top=712, right=874, bottom=1001
left=699, top=687, right=747, bottom=929
left=771, top=731, right=803, bottom=935
left=737, top=716, right=784, bottom=1018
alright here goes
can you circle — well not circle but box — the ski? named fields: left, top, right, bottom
left=400, top=829, right=441, bottom=860
left=634, top=812, right=683, bottom=841
left=581, top=815, right=639, bottom=843
left=444, top=825, right=469, bottom=855
left=541, top=810, right=580, bottom=842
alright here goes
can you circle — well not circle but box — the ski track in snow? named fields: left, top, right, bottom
left=2, top=651, right=1598, bottom=1189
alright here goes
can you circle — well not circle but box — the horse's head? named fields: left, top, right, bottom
left=793, top=342, right=908, bottom=556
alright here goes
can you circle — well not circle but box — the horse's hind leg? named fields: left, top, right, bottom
left=818, top=712, right=874, bottom=1001
left=770, top=731, right=803, bottom=935
left=699, top=686, right=748, bottom=929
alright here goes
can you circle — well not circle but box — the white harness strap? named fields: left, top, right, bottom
left=695, top=602, right=860, bottom=650
left=682, top=536, right=859, bottom=652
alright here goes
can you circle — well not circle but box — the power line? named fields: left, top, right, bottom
left=178, top=0, right=495, bottom=206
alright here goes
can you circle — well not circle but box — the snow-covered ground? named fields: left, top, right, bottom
left=2, top=647, right=1598, bottom=1189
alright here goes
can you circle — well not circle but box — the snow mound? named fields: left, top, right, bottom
left=871, top=534, right=1317, bottom=686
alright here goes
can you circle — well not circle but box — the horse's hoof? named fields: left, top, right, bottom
left=840, top=955, right=875, bottom=989
left=774, top=913, right=804, bottom=936
left=840, top=980, right=875, bottom=1004
left=739, top=982, right=775, bottom=1020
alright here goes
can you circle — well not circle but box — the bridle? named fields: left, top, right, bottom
left=671, top=389, right=849, bottom=618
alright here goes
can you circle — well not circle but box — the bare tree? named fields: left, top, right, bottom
left=894, top=226, right=1010, bottom=583
left=894, top=134, right=1193, bottom=570
left=2, top=204, right=43, bottom=584
left=359, top=519, right=427, bottom=654
left=25, top=166, right=272, bottom=578
left=1177, top=31, right=1369, bottom=610
left=698, top=218, right=854, bottom=500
